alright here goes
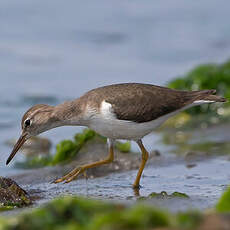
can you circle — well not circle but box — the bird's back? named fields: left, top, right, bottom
left=81, top=83, right=225, bottom=123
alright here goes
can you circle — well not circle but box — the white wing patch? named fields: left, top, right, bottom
left=100, top=100, right=116, bottom=120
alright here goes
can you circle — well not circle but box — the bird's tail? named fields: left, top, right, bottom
left=194, top=89, right=227, bottom=103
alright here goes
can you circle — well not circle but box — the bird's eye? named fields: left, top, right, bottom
left=24, top=119, right=31, bottom=127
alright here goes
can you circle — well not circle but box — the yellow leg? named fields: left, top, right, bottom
left=53, top=140, right=114, bottom=184
left=133, top=139, right=149, bottom=189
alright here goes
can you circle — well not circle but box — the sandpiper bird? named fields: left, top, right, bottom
left=6, top=83, right=226, bottom=189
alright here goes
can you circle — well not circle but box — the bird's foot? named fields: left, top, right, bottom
left=132, top=184, right=142, bottom=189
left=53, top=166, right=85, bottom=184
left=132, top=184, right=142, bottom=196
left=53, top=148, right=114, bottom=184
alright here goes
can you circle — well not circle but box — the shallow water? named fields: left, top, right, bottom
left=0, top=0, right=230, bottom=212
left=11, top=156, right=228, bottom=213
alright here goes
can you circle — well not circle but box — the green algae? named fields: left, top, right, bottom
left=2, top=196, right=171, bottom=230
left=89, top=205, right=171, bottom=230
left=15, top=129, right=131, bottom=169
left=139, top=191, right=189, bottom=200
left=171, top=192, right=190, bottom=199
left=2, top=187, right=226, bottom=229
left=52, top=129, right=97, bottom=165
left=177, top=211, right=203, bottom=229
left=0, top=196, right=209, bottom=230
left=115, top=141, right=131, bottom=153
left=52, top=140, right=79, bottom=165
left=216, top=187, right=230, bottom=213
left=0, top=206, right=14, bottom=211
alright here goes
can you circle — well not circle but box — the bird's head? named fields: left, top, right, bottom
left=6, top=104, right=56, bottom=165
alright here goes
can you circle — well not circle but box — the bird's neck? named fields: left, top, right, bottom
left=53, top=98, right=86, bottom=126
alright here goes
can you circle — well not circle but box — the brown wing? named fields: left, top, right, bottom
left=83, top=83, right=218, bottom=123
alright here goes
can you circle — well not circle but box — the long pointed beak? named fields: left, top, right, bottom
left=6, top=133, right=28, bottom=165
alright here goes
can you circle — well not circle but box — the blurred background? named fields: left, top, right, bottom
left=0, top=0, right=230, bottom=171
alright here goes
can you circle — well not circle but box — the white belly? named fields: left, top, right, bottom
left=88, top=117, right=160, bottom=140
left=87, top=109, right=174, bottom=140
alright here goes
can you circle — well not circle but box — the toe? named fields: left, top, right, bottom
left=53, top=178, right=65, bottom=184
